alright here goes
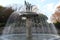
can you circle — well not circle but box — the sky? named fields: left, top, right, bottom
left=0, top=0, right=60, bottom=23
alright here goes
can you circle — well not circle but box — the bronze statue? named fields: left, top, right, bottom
left=25, top=1, right=32, bottom=12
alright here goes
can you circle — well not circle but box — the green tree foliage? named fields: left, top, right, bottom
left=0, top=6, right=14, bottom=27
left=54, top=22, right=60, bottom=29
left=38, top=14, right=48, bottom=20
left=51, top=5, right=60, bottom=29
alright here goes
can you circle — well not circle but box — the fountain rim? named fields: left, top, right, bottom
left=19, top=12, right=38, bottom=18
left=2, top=34, right=59, bottom=37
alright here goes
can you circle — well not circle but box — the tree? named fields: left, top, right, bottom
left=0, top=6, right=14, bottom=27
left=38, top=14, right=48, bottom=20
left=51, top=5, right=60, bottom=32
left=51, top=5, right=60, bottom=23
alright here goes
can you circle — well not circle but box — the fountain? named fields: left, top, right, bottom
left=0, top=1, right=60, bottom=40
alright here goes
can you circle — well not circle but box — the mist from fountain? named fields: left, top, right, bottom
left=2, top=11, right=58, bottom=35
left=0, top=11, right=59, bottom=40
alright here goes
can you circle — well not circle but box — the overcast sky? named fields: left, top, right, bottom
left=0, top=0, right=60, bottom=23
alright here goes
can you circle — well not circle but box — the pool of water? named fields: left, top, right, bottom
left=0, top=34, right=60, bottom=40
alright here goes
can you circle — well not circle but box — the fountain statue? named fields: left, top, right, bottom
left=25, top=1, right=32, bottom=12
left=0, top=1, right=60, bottom=40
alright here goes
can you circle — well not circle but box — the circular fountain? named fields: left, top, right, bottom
left=0, top=1, right=60, bottom=40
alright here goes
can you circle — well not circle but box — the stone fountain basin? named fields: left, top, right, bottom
left=0, top=34, right=60, bottom=40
